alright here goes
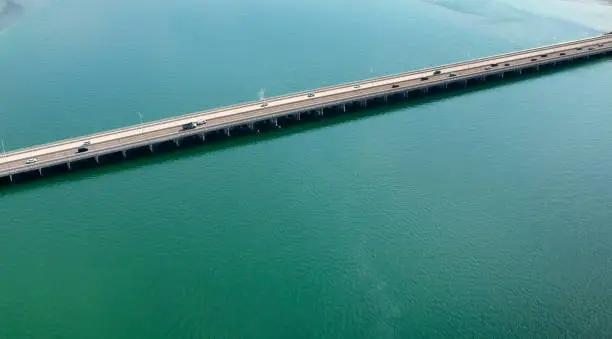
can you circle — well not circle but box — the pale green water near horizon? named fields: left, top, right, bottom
left=1, top=0, right=612, bottom=338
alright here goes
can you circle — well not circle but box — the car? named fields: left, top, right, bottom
left=353, top=85, right=360, bottom=89
left=195, top=119, right=207, bottom=125
left=485, top=66, right=492, bottom=70
left=391, top=84, right=399, bottom=88
left=77, top=147, right=88, bottom=153
left=420, top=76, right=429, bottom=81
left=307, top=93, right=315, bottom=98
left=25, top=158, right=38, bottom=164
left=560, top=52, right=566, bottom=56
left=490, top=63, right=499, bottom=67
left=448, top=73, right=456, bottom=77
left=82, top=141, right=91, bottom=146
left=598, top=44, right=604, bottom=47
left=540, top=54, right=548, bottom=57
left=504, top=63, right=510, bottom=66
left=531, top=58, right=537, bottom=61
left=576, top=47, right=583, bottom=51
left=588, top=47, right=594, bottom=50
left=260, top=103, right=268, bottom=108
left=182, top=122, right=197, bottom=130
left=433, top=70, right=442, bottom=75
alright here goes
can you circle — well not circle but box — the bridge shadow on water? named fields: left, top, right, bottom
left=1, top=54, right=609, bottom=195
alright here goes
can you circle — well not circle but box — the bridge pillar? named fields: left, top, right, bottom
left=271, top=118, right=278, bottom=127
left=517, top=69, right=522, bottom=75
left=67, top=162, right=72, bottom=170
left=9, top=174, right=13, bottom=183
left=121, top=150, right=127, bottom=159
left=95, top=156, right=100, bottom=164
left=403, top=91, right=408, bottom=99
left=38, top=168, right=43, bottom=177
left=317, top=108, right=324, bottom=116
left=535, top=65, right=540, bottom=71
left=463, top=79, right=468, bottom=86
left=224, top=128, right=231, bottom=136
left=361, top=99, right=367, bottom=108
left=383, top=95, right=388, bottom=103
left=174, top=138, right=181, bottom=146
left=149, top=144, right=154, bottom=153
left=422, top=87, right=429, bottom=94
left=294, top=113, right=301, bottom=120
left=247, top=123, right=254, bottom=130
left=499, top=72, right=504, bottom=79
left=339, top=104, right=346, bottom=113
left=199, top=133, right=206, bottom=141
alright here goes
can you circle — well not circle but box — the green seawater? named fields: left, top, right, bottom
left=1, top=0, right=612, bottom=337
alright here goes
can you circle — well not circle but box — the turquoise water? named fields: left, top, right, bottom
left=1, top=0, right=612, bottom=337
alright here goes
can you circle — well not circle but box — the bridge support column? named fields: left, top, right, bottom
left=339, top=104, right=346, bottom=113
left=361, top=100, right=367, bottom=108
left=463, top=80, right=468, bottom=86
left=199, top=133, right=206, bottom=141
left=224, top=128, right=231, bottom=137
left=422, top=87, right=429, bottom=94
left=95, top=156, right=100, bottom=164
left=149, top=144, right=154, bottom=153
left=9, top=174, right=13, bottom=183
left=295, top=113, right=301, bottom=120
left=403, top=92, right=408, bottom=99
left=499, top=73, right=504, bottom=79
left=174, top=138, right=181, bottom=146
left=317, top=108, right=324, bottom=116
left=38, top=168, right=43, bottom=177
left=481, top=76, right=486, bottom=81
left=67, top=162, right=72, bottom=170
left=383, top=95, right=388, bottom=103
left=270, top=118, right=278, bottom=127
left=535, top=65, right=540, bottom=71
left=517, top=69, right=522, bottom=75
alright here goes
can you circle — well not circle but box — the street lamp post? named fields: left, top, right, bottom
left=137, top=112, right=143, bottom=134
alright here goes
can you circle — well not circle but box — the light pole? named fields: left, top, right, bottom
left=137, top=111, right=143, bottom=134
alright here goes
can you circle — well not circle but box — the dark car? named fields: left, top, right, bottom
left=433, top=70, right=442, bottom=75
left=391, top=84, right=399, bottom=88
left=504, top=63, right=510, bottom=66
left=182, top=122, right=196, bottom=130
left=77, top=147, right=88, bottom=153
left=540, top=54, right=548, bottom=57
left=420, top=77, right=429, bottom=81
left=531, top=58, right=538, bottom=61
left=560, top=52, right=566, bottom=56
left=490, top=63, right=499, bottom=67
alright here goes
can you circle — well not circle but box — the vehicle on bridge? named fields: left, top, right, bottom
left=182, top=122, right=197, bottom=130
left=25, top=158, right=37, bottom=164
left=77, top=147, right=88, bottom=153
left=195, top=119, right=207, bottom=126
left=433, top=70, right=442, bottom=75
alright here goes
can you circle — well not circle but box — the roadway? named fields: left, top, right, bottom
left=1, top=34, right=612, bottom=177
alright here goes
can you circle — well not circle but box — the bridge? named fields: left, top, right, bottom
left=2, top=34, right=612, bottom=185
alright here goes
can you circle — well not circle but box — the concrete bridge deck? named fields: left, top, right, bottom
left=1, top=34, right=612, bottom=184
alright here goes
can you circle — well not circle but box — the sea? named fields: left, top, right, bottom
left=1, top=0, right=612, bottom=338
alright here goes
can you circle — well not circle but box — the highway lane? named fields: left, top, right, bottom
left=1, top=35, right=611, bottom=176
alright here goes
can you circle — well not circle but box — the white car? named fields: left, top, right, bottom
left=25, top=158, right=38, bottom=165
left=82, top=141, right=91, bottom=146
left=195, top=120, right=207, bottom=126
